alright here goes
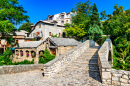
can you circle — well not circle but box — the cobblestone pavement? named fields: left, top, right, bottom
left=0, top=47, right=102, bottom=86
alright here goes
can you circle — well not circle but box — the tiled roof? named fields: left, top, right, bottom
left=49, top=37, right=82, bottom=46
left=15, top=30, right=28, bottom=36
left=17, top=40, right=45, bottom=48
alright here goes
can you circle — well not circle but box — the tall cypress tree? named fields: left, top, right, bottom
left=88, top=3, right=103, bottom=41
left=90, top=3, right=101, bottom=26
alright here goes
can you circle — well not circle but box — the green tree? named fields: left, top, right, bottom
left=64, top=0, right=92, bottom=40
left=18, top=22, right=33, bottom=32
left=0, top=0, right=29, bottom=43
left=71, top=0, right=92, bottom=25
left=90, top=3, right=101, bottom=26
left=101, top=4, right=130, bottom=71
left=88, top=3, right=103, bottom=41
left=64, top=23, right=88, bottom=40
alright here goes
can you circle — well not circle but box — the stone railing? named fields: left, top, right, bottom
left=98, top=39, right=130, bottom=85
left=44, top=40, right=90, bottom=77
left=0, top=64, right=44, bottom=74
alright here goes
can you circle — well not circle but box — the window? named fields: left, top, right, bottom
left=16, top=40, right=19, bottom=44
left=20, top=50, right=23, bottom=57
left=41, top=31, right=43, bottom=37
left=63, top=32, right=66, bottom=38
left=0, top=40, right=1, bottom=44
left=39, top=24, right=41, bottom=28
left=26, top=50, right=29, bottom=57
left=61, top=21, right=64, bottom=24
left=59, top=33, right=61, bottom=37
left=37, top=32, right=40, bottom=37
left=66, top=20, right=68, bottom=22
left=33, top=33, right=35, bottom=37
left=16, top=50, right=19, bottom=56
left=31, top=51, right=36, bottom=58
left=49, top=32, right=51, bottom=36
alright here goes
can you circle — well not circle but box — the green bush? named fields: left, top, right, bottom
left=39, top=48, right=55, bottom=64
left=13, top=59, right=34, bottom=65
left=112, top=41, right=130, bottom=71
left=0, top=47, right=12, bottom=66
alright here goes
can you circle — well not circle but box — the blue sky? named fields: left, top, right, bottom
left=16, top=0, right=130, bottom=29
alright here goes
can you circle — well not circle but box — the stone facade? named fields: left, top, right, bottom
left=14, top=43, right=46, bottom=64
left=98, top=39, right=130, bottom=86
left=56, top=46, right=75, bottom=57
left=44, top=40, right=90, bottom=77
left=0, top=64, right=44, bottom=74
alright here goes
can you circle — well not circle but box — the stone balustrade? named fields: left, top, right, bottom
left=0, top=64, right=44, bottom=74
left=98, top=39, right=130, bottom=85
left=43, top=40, right=90, bottom=77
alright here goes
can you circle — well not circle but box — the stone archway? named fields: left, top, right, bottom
left=31, top=51, right=36, bottom=58
left=26, top=50, right=29, bottom=57
left=39, top=50, right=44, bottom=55
left=20, top=50, right=23, bottom=57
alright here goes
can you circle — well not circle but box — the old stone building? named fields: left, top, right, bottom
left=29, top=21, right=65, bottom=41
left=14, top=37, right=81, bottom=64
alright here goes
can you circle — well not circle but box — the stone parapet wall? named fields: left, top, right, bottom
left=98, top=39, right=130, bottom=85
left=44, top=40, right=90, bottom=77
left=0, top=64, right=44, bottom=74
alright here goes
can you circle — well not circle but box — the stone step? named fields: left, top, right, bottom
left=78, top=57, right=98, bottom=60
left=72, top=61, right=98, bottom=65
left=78, top=55, right=98, bottom=59
left=73, top=59, right=98, bottom=64
left=67, top=63, right=99, bottom=70
left=67, top=66, right=99, bottom=72
left=81, top=53, right=98, bottom=56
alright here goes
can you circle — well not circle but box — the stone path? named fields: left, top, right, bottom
left=0, top=47, right=102, bottom=86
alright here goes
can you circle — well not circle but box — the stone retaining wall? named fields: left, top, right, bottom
left=0, top=64, right=44, bottom=74
left=98, top=39, right=130, bottom=85
left=44, top=40, right=90, bottom=77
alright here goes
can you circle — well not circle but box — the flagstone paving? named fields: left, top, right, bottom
left=0, top=47, right=103, bottom=86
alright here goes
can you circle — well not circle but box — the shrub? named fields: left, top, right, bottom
left=39, top=48, right=55, bottom=64
left=13, top=59, right=34, bottom=65
left=0, top=47, right=12, bottom=66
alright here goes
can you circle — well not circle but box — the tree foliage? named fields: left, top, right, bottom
left=71, top=0, right=92, bottom=25
left=64, top=0, right=92, bottom=40
left=101, top=4, right=130, bottom=71
left=0, top=0, right=29, bottom=43
left=90, top=3, right=101, bottom=26
left=18, top=22, right=33, bottom=32
left=39, top=48, right=55, bottom=64
left=88, top=3, right=103, bottom=41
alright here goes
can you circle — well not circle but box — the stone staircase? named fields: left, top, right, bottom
left=67, top=46, right=101, bottom=80
left=49, top=46, right=102, bottom=86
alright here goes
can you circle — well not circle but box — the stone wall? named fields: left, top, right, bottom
left=0, top=64, right=44, bottom=74
left=44, top=40, right=90, bottom=77
left=98, top=39, right=130, bottom=85
left=57, top=46, right=75, bottom=56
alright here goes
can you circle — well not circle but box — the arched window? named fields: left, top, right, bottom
left=39, top=50, right=44, bottom=55
left=16, top=50, right=19, bottom=56
left=20, top=50, right=23, bottom=57
left=26, top=50, right=29, bottom=57
left=31, top=51, right=36, bottom=58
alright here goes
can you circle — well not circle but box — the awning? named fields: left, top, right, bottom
left=10, top=48, right=15, bottom=50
